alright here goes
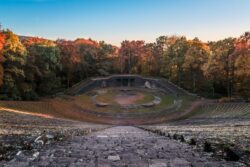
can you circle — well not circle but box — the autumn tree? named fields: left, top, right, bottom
left=160, top=36, right=179, bottom=78
left=96, top=41, right=117, bottom=76
left=57, top=39, right=117, bottom=88
left=161, top=36, right=188, bottom=86
left=1, top=30, right=26, bottom=100
left=77, top=42, right=98, bottom=78
left=119, top=40, right=145, bottom=74
left=0, top=31, right=5, bottom=86
left=150, top=36, right=171, bottom=76
left=25, top=44, right=62, bottom=96
left=140, top=43, right=154, bottom=75
left=182, top=38, right=209, bottom=92
left=57, top=40, right=80, bottom=88
left=203, top=38, right=235, bottom=97
left=234, top=32, right=250, bottom=98
left=0, top=25, right=249, bottom=100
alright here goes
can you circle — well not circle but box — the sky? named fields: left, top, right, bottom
left=0, top=0, right=249, bottom=45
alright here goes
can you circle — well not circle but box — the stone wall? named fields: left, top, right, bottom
left=65, top=75, right=188, bottom=96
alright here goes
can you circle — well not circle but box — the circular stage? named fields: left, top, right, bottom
left=91, top=88, right=162, bottom=110
left=77, top=88, right=174, bottom=112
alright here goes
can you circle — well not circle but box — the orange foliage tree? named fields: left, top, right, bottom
left=233, top=32, right=250, bottom=97
left=0, top=32, right=6, bottom=86
left=119, top=40, right=145, bottom=74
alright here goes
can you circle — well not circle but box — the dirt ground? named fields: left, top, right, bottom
left=115, top=93, right=145, bottom=105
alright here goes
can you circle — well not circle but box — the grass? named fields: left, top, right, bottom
left=155, top=95, right=175, bottom=109
left=188, top=103, right=250, bottom=118
left=0, top=101, right=55, bottom=115
left=94, top=89, right=155, bottom=105
left=75, top=94, right=97, bottom=110
left=136, top=92, right=155, bottom=104
left=74, top=89, right=176, bottom=113
left=0, top=93, right=189, bottom=116
left=0, top=89, right=199, bottom=124
left=95, top=90, right=116, bottom=104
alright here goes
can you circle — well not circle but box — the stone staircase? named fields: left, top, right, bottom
left=2, top=126, right=244, bottom=167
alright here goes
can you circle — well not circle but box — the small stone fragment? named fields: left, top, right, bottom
left=16, top=151, right=22, bottom=156
left=108, top=155, right=120, bottom=161
left=33, top=151, right=40, bottom=158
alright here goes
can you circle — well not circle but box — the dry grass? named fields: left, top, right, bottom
left=0, top=89, right=196, bottom=124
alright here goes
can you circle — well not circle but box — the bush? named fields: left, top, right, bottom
left=22, top=91, right=39, bottom=101
left=197, top=91, right=222, bottom=99
left=0, top=94, right=9, bottom=100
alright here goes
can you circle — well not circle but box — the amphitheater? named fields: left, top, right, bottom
left=62, top=74, right=194, bottom=124
left=0, top=74, right=250, bottom=166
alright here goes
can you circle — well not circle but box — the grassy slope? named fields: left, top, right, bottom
left=181, top=102, right=250, bottom=119
left=0, top=91, right=203, bottom=124
left=0, top=92, right=176, bottom=115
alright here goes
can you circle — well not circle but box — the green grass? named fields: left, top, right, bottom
left=135, top=92, right=155, bottom=104
left=124, top=95, right=176, bottom=113
left=95, top=89, right=155, bottom=105
left=181, top=105, right=203, bottom=118
left=156, top=95, right=175, bottom=108
left=95, top=90, right=117, bottom=104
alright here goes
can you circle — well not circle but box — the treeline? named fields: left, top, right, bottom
left=0, top=27, right=249, bottom=100
left=0, top=29, right=119, bottom=100
left=119, top=34, right=250, bottom=99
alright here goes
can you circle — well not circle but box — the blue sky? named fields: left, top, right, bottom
left=0, top=0, right=249, bottom=45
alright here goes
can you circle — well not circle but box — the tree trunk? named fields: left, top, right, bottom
left=230, top=64, right=235, bottom=98
left=193, top=73, right=196, bottom=92
left=226, top=54, right=230, bottom=98
left=67, top=74, right=70, bottom=88
left=212, top=82, right=215, bottom=97
left=128, top=50, right=131, bottom=74
left=177, top=66, right=181, bottom=87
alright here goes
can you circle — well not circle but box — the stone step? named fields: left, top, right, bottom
left=2, top=126, right=245, bottom=167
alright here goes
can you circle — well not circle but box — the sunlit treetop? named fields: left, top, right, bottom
left=21, top=37, right=55, bottom=47
left=0, top=32, right=5, bottom=50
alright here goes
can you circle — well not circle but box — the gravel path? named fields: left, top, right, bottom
left=2, top=126, right=244, bottom=167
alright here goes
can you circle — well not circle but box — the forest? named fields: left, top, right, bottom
left=0, top=26, right=249, bottom=100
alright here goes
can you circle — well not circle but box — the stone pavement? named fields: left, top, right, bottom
left=2, top=126, right=245, bottom=167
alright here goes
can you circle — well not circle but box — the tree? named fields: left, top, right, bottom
left=22, top=37, right=55, bottom=47
left=182, top=38, right=209, bottom=92
left=96, top=41, right=116, bottom=76
left=77, top=42, right=98, bottom=78
left=119, top=40, right=145, bottom=74
left=25, top=44, right=62, bottom=96
left=161, top=36, right=188, bottom=86
left=0, top=26, right=249, bottom=100
left=160, top=36, right=180, bottom=78
left=203, top=38, right=235, bottom=97
left=1, top=30, right=26, bottom=99
left=233, top=32, right=250, bottom=98
left=57, top=40, right=80, bottom=88
left=0, top=31, right=6, bottom=86
left=141, top=43, right=154, bottom=75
